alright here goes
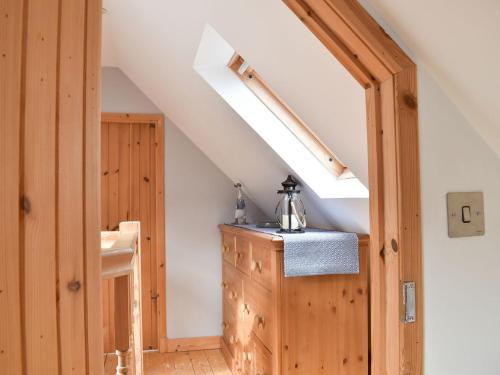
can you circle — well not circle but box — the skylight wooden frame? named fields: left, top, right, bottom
left=228, top=54, right=351, bottom=179
left=282, top=1, right=423, bottom=374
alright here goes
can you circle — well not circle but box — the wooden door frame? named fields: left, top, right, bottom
left=101, top=112, right=167, bottom=349
left=282, top=1, right=423, bottom=374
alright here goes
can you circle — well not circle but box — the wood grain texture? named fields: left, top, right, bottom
left=0, top=0, right=24, bottom=373
left=101, top=114, right=166, bottom=352
left=365, top=85, right=386, bottom=375
left=104, top=349, right=246, bottom=375
left=0, top=0, right=103, bottom=373
left=57, top=0, right=87, bottom=372
left=282, top=1, right=423, bottom=374
left=23, top=0, right=60, bottom=372
left=114, top=275, right=131, bottom=352
left=139, top=123, right=153, bottom=348
left=165, top=337, right=222, bottom=353
left=155, top=118, right=167, bottom=349
left=281, top=246, right=369, bottom=375
left=393, top=66, right=422, bottom=375
left=83, top=0, right=104, bottom=371
left=220, top=225, right=369, bottom=375
left=149, top=125, right=159, bottom=348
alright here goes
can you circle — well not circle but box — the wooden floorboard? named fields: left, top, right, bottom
left=104, top=350, right=231, bottom=375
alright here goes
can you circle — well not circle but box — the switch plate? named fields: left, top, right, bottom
left=447, top=192, right=485, bottom=238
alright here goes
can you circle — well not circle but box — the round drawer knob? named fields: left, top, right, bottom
left=222, top=322, right=229, bottom=330
left=243, top=352, right=253, bottom=362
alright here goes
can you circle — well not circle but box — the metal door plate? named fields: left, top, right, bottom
left=402, top=281, right=416, bottom=323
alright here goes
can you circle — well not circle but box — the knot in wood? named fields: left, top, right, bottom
left=21, top=195, right=31, bottom=214
left=379, top=246, right=386, bottom=259
left=391, top=239, right=398, bottom=253
left=403, top=94, right=417, bottom=109
left=68, top=280, right=81, bottom=292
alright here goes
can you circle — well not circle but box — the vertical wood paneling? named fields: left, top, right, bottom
left=155, top=120, right=167, bottom=347
left=23, top=0, right=60, bottom=372
left=1, top=0, right=103, bottom=372
left=149, top=125, right=158, bottom=348
left=57, top=0, right=87, bottom=373
left=108, top=123, right=120, bottom=231
left=118, top=124, right=131, bottom=223
left=139, top=123, right=153, bottom=349
left=83, top=0, right=104, bottom=371
left=365, top=85, right=386, bottom=375
left=101, top=123, right=109, bottom=231
left=130, top=123, right=142, bottom=347
left=101, top=114, right=166, bottom=352
left=0, top=0, right=24, bottom=373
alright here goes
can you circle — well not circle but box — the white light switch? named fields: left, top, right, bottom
left=447, top=192, right=485, bottom=238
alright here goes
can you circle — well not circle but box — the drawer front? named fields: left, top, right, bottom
left=243, top=279, right=274, bottom=352
left=221, top=337, right=235, bottom=372
left=250, top=240, right=273, bottom=291
left=223, top=338, right=245, bottom=375
left=222, top=232, right=236, bottom=265
left=254, top=337, right=273, bottom=375
left=222, top=301, right=240, bottom=357
left=241, top=342, right=254, bottom=375
left=236, top=236, right=252, bottom=276
left=222, top=262, right=242, bottom=312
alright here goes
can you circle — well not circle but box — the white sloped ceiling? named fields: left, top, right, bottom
left=102, top=0, right=370, bottom=233
left=360, top=0, right=500, bottom=159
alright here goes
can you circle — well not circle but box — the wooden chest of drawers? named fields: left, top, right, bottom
left=219, top=225, right=370, bottom=375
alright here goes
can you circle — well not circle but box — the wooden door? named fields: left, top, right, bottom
left=101, top=113, right=166, bottom=351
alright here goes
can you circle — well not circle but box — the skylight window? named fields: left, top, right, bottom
left=193, top=25, right=368, bottom=199
left=228, top=54, right=349, bottom=179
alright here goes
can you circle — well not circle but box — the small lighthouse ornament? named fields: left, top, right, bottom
left=233, top=183, right=247, bottom=225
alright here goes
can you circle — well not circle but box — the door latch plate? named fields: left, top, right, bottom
left=402, top=281, right=416, bottom=323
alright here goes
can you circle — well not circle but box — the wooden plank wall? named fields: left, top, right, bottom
left=101, top=116, right=165, bottom=352
left=0, top=0, right=103, bottom=374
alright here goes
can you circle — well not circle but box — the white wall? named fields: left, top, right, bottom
left=101, top=67, right=265, bottom=338
left=418, top=70, right=500, bottom=375
left=102, top=67, right=161, bottom=113
left=164, top=122, right=263, bottom=338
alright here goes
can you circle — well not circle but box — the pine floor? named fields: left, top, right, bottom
left=104, top=349, right=232, bottom=375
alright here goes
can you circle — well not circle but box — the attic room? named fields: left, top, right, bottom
left=1, top=1, right=500, bottom=375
